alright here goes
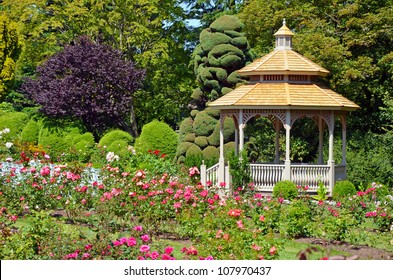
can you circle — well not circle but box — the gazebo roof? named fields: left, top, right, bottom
left=208, top=82, right=359, bottom=111
left=238, top=50, right=330, bottom=76
left=208, top=20, right=359, bottom=112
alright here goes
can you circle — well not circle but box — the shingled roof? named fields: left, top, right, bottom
left=209, top=20, right=359, bottom=111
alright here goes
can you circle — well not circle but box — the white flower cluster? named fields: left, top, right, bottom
left=0, top=128, right=10, bottom=139
left=106, top=151, right=119, bottom=162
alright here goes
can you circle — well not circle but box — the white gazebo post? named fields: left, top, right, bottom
left=238, top=109, right=244, bottom=154
left=274, top=117, right=281, bottom=164
left=283, top=110, right=291, bottom=180
left=218, top=116, right=225, bottom=185
left=328, top=111, right=335, bottom=193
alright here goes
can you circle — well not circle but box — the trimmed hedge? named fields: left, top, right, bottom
left=193, top=111, right=218, bottom=137
left=98, top=129, right=133, bottom=148
left=195, top=136, right=208, bottom=149
left=135, top=120, right=178, bottom=159
left=0, top=112, right=29, bottom=141
left=20, top=119, right=40, bottom=144
left=202, top=146, right=219, bottom=161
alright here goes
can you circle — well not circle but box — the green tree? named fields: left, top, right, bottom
left=1, top=0, right=194, bottom=131
left=0, top=15, right=21, bottom=101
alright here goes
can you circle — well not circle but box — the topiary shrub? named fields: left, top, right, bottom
left=73, top=140, right=94, bottom=162
left=20, top=119, right=41, bottom=144
left=332, top=180, right=356, bottom=201
left=183, top=133, right=196, bottom=142
left=176, top=141, right=194, bottom=157
left=38, top=125, right=82, bottom=157
left=72, top=132, right=95, bottom=146
left=178, top=117, right=194, bottom=142
left=185, top=143, right=202, bottom=158
left=107, top=140, right=129, bottom=158
left=195, top=136, right=208, bottom=149
left=134, top=120, right=178, bottom=159
left=193, top=111, right=218, bottom=137
left=224, top=141, right=236, bottom=161
left=273, top=180, right=298, bottom=200
left=98, top=129, right=133, bottom=148
left=202, top=146, right=219, bottom=162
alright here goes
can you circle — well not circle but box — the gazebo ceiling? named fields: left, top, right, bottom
left=238, top=50, right=330, bottom=77
left=208, top=82, right=360, bottom=111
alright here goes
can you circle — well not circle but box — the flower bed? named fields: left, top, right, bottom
left=1, top=153, right=393, bottom=260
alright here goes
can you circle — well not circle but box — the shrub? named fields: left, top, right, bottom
left=183, top=133, right=196, bottom=142
left=107, top=140, right=129, bottom=158
left=178, top=117, right=194, bottom=142
left=134, top=120, right=178, bottom=159
left=0, top=112, right=29, bottom=141
left=20, top=119, right=41, bottom=144
left=38, top=125, right=82, bottom=157
left=193, top=111, right=217, bottom=137
left=98, top=129, right=133, bottom=148
left=185, top=143, right=202, bottom=158
left=72, top=132, right=95, bottom=146
left=195, top=136, right=208, bottom=148
left=73, top=140, right=94, bottom=162
left=332, top=180, right=356, bottom=201
left=176, top=141, right=194, bottom=157
left=202, top=146, right=219, bottom=162
left=273, top=180, right=298, bottom=200
left=280, top=200, right=313, bottom=238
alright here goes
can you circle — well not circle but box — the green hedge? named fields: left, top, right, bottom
left=20, top=119, right=40, bottom=144
left=0, top=112, right=29, bottom=141
left=193, top=111, right=218, bottom=137
left=99, top=129, right=133, bottom=148
left=135, top=120, right=178, bottom=159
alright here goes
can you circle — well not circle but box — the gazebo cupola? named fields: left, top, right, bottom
left=274, top=19, right=293, bottom=50
left=201, top=20, right=360, bottom=194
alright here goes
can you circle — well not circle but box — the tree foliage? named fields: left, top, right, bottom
left=0, top=15, right=21, bottom=101
left=190, top=14, right=254, bottom=108
left=22, top=37, right=145, bottom=139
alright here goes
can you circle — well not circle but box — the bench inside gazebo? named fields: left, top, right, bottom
left=200, top=20, right=359, bottom=195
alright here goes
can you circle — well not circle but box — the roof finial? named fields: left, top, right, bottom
left=283, top=18, right=286, bottom=26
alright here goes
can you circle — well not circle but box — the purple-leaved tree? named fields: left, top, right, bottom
left=22, top=36, right=145, bottom=138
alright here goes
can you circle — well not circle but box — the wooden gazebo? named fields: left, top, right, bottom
left=200, top=20, right=359, bottom=194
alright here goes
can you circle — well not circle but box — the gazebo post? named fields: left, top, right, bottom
left=283, top=110, right=291, bottom=180
left=274, top=117, right=280, bottom=164
left=318, top=117, right=324, bottom=164
left=218, top=116, right=225, bottom=186
left=328, top=111, right=335, bottom=194
left=238, top=109, right=244, bottom=154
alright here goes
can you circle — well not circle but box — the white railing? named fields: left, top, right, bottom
left=205, top=163, right=220, bottom=186
left=291, top=164, right=330, bottom=191
left=250, top=164, right=285, bottom=191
